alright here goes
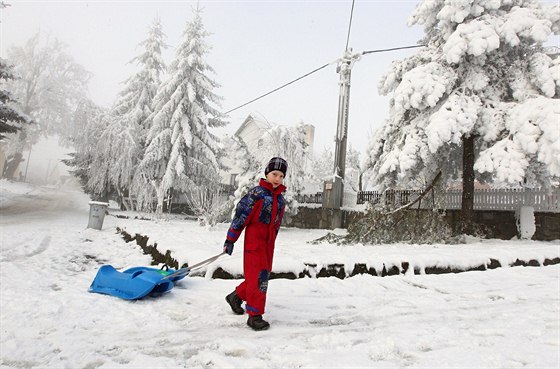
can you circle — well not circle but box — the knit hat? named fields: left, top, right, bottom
left=265, top=157, right=288, bottom=176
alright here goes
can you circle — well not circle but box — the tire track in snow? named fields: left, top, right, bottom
left=27, top=235, right=51, bottom=257
left=0, top=234, right=51, bottom=262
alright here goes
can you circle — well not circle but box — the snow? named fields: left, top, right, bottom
left=1, top=180, right=559, bottom=368
left=517, top=206, right=536, bottom=240
left=443, top=18, right=500, bottom=63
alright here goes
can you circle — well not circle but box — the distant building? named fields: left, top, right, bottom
left=235, top=114, right=274, bottom=154
left=236, top=114, right=315, bottom=155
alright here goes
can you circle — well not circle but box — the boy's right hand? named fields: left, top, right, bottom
left=223, top=240, right=234, bottom=255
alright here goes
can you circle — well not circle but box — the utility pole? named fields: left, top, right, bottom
left=323, top=49, right=361, bottom=211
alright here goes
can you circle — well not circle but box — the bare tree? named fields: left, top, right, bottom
left=3, top=32, right=91, bottom=179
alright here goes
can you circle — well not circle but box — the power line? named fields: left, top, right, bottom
left=345, top=0, right=356, bottom=51
left=223, top=44, right=425, bottom=116
left=224, top=61, right=335, bottom=115
left=362, top=44, right=425, bottom=55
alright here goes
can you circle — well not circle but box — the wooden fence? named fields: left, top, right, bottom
left=295, top=192, right=323, bottom=204
left=356, top=188, right=560, bottom=213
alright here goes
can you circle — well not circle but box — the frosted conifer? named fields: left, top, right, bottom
left=108, top=18, right=167, bottom=209
left=138, top=7, right=226, bottom=214
left=364, top=0, right=559, bottom=233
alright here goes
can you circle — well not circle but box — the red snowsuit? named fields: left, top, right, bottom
left=226, top=179, right=286, bottom=316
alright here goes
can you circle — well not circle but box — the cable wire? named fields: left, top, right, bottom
left=345, top=0, right=356, bottom=51
left=224, top=61, right=334, bottom=115
left=223, top=44, right=426, bottom=115
left=362, top=44, right=425, bottom=55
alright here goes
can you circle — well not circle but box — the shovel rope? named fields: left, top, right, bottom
left=161, top=252, right=226, bottom=280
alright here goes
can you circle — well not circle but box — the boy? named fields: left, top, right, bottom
left=223, top=157, right=288, bottom=331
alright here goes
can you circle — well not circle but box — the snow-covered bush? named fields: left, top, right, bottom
left=184, top=186, right=233, bottom=227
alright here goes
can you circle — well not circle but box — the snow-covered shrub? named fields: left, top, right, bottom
left=184, top=186, right=233, bottom=227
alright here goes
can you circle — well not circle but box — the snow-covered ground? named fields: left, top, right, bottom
left=1, top=180, right=559, bottom=369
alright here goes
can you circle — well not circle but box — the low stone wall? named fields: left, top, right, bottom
left=286, top=207, right=559, bottom=241
left=536, top=212, right=560, bottom=240
left=445, top=210, right=559, bottom=241
left=284, top=206, right=364, bottom=229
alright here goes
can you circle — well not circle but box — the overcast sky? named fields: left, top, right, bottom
left=2, top=1, right=428, bottom=154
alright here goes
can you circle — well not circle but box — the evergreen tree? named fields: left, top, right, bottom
left=0, top=58, right=30, bottom=141
left=108, top=17, right=167, bottom=209
left=112, top=17, right=166, bottom=130
left=137, top=7, right=226, bottom=214
left=364, top=0, right=559, bottom=234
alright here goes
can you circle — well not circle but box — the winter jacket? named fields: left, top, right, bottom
left=226, top=178, right=286, bottom=248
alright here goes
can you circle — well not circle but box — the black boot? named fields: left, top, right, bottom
left=247, top=315, right=270, bottom=331
left=225, top=291, right=244, bottom=315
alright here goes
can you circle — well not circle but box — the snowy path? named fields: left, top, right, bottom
left=1, top=181, right=559, bottom=368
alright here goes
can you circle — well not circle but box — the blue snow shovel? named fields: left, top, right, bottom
left=88, top=252, right=226, bottom=300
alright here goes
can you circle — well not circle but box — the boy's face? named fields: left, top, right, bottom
left=265, top=170, right=285, bottom=189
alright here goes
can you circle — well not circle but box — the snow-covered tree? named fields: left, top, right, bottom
left=364, top=0, right=559, bottom=233
left=0, top=58, right=31, bottom=141
left=85, top=114, right=116, bottom=201
left=312, top=147, right=335, bottom=185
left=225, top=134, right=264, bottom=197
left=304, top=147, right=334, bottom=193
left=63, top=99, right=112, bottom=200
left=97, top=114, right=139, bottom=207
left=113, top=18, right=166, bottom=123
left=3, top=33, right=90, bottom=179
left=137, top=7, right=226, bottom=214
left=310, top=145, right=362, bottom=192
left=106, top=17, right=167, bottom=209
left=345, top=144, right=362, bottom=192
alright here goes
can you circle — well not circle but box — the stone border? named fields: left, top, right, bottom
left=117, top=228, right=560, bottom=280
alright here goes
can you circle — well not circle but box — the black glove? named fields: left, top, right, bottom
left=223, top=240, right=234, bottom=255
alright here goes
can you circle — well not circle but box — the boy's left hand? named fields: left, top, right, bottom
left=223, top=240, right=234, bottom=255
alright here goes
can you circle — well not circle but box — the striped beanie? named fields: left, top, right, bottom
left=265, top=157, right=288, bottom=176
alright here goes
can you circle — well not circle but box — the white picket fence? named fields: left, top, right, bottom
left=439, top=188, right=560, bottom=212
left=357, top=188, right=560, bottom=213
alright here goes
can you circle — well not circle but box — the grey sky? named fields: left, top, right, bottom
left=1, top=1, right=426, bottom=154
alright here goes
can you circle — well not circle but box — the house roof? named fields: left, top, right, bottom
left=234, top=114, right=273, bottom=137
